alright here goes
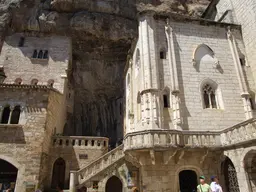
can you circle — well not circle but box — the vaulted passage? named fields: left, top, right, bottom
left=0, top=159, right=18, bottom=191
left=105, top=176, right=122, bottom=192
left=179, top=170, right=198, bottom=192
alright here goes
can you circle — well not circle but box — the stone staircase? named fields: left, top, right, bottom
left=72, top=144, right=125, bottom=189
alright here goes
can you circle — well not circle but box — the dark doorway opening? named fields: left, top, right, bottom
left=179, top=170, right=198, bottom=192
left=0, top=159, right=18, bottom=191
left=51, top=158, right=65, bottom=189
left=105, top=176, right=122, bottom=192
left=222, top=157, right=240, bottom=192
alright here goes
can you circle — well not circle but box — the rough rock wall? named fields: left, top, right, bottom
left=0, top=0, right=210, bottom=143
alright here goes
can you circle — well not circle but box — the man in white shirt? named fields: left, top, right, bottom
left=210, top=176, right=223, bottom=192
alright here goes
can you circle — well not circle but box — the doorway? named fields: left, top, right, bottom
left=0, top=159, right=18, bottom=191
left=222, top=157, right=240, bottom=192
left=105, top=176, right=122, bottom=192
left=179, top=170, right=198, bottom=192
left=51, top=158, right=66, bottom=189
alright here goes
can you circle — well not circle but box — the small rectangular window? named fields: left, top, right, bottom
left=163, top=95, right=169, bottom=108
left=18, top=37, right=25, bottom=47
left=240, top=58, right=245, bottom=66
left=160, top=51, right=166, bottom=59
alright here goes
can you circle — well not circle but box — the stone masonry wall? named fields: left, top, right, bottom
left=154, top=20, right=245, bottom=130
left=216, top=0, right=256, bottom=94
left=0, top=87, right=50, bottom=192
left=0, top=34, right=71, bottom=93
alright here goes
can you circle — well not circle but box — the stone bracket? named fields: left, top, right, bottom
left=175, top=150, right=184, bottom=164
left=200, top=150, right=209, bottom=164
left=163, top=150, right=178, bottom=165
left=124, top=152, right=141, bottom=168
left=150, top=150, right=156, bottom=165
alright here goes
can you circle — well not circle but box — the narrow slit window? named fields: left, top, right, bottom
left=18, top=37, right=25, bottom=47
left=240, top=58, right=245, bottom=66
left=38, top=50, right=43, bottom=59
left=32, top=50, right=38, bottom=58
left=163, top=95, right=169, bottom=108
left=250, top=98, right=255, bottom=110
left=43, top=50, right=48, bottom=59
left=160, top=51, right=166, bottom=59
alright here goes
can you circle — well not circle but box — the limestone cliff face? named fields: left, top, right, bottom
left=0, top=0, right=210, bottom=142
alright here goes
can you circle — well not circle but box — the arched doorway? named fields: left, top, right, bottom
left=222, top=157, right=240, bottom=192
left=51, top=158, right=65, bottom=189
left=244, top=151, right=256, bottom=192
left=105, top=176, right=122, bottom=192
left=0, top=159, right=18, bottom=191
left=179, top=170, right=198, bottom=192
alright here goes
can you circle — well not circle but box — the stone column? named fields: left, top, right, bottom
left=227, top=28, right=252, bottom=119
left=139, top=11, right=162, bottom=129
left=8, top=105, right=14, bottom=124
left=165, top=18, right=181, bottom=128
left=69, top=171, right=77, bottom=192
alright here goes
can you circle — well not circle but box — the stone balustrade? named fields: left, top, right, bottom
left=52, top=136, right=109, bottom=149
left=123, top=130, right=221, bottom=151
left=75, top=144, right=124, bottom=187
left=220, top=118, right=256, bottom=147
left=124, top=118, right=256, bottom=151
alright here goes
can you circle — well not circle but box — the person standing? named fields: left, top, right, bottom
left=210, top=176, right=223, bottom=192
left=197, top=176, right=211, bottom=192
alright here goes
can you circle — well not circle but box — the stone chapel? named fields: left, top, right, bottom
left=0, top=0, right=256, bottom=192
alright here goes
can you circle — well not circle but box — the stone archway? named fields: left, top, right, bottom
left=222, top=157, right=240, bottom=192
left=105, top=176, right=122, bottom=192
left=51, top=158, right=66, bottom=189
left=179, top=170, right=197, bottom=192
left=0, top=159, right=18, bottom=191
left=244, top=151, right=256, bottom=192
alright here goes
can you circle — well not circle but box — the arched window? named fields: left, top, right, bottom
left=202, top=84, right=217, bottom=109
left=31, top=79, right=38, bottom=85
left=193, top=44, right=216, bottom=67
left=10, top=106, right=21, bottom=124
left=48, top=79, right=54, bottom=87
left=1, top=106, right=10, bottom=124
left=200, top=79, right=223, bottom=109
left=43, top=50, right=49, bottom=59
left=14, top=78, right=22, bottom=85
left=38, top=50, right=43, bottom=59
left=105, top=176, right=122, bottom=192
left=32, top=50, right=38, bottom=58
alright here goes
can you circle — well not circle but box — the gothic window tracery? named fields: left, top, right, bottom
left=203, top=84, right=217, bottom=109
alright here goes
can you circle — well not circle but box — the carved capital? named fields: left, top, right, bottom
left=10, top=105, right=15, bottom=111
left=227, top=27, right=233, bottom=40
left=0, top=106, right=3, bottom=111
left=150, top=150, right=156, bottom=165
left=214, top=60, right=221, bottom=69
left=20, top=106, right=26, bottom=111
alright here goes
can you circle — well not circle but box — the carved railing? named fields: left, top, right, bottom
left=124, top=118, right=256, bottom=151
left=124, top=130, right=221, bottom=151
left=52, top=136, right=109, bottom=150
left=74, top=144, right=124, bottom=187
left=220, top=118, right=256, bottom=147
